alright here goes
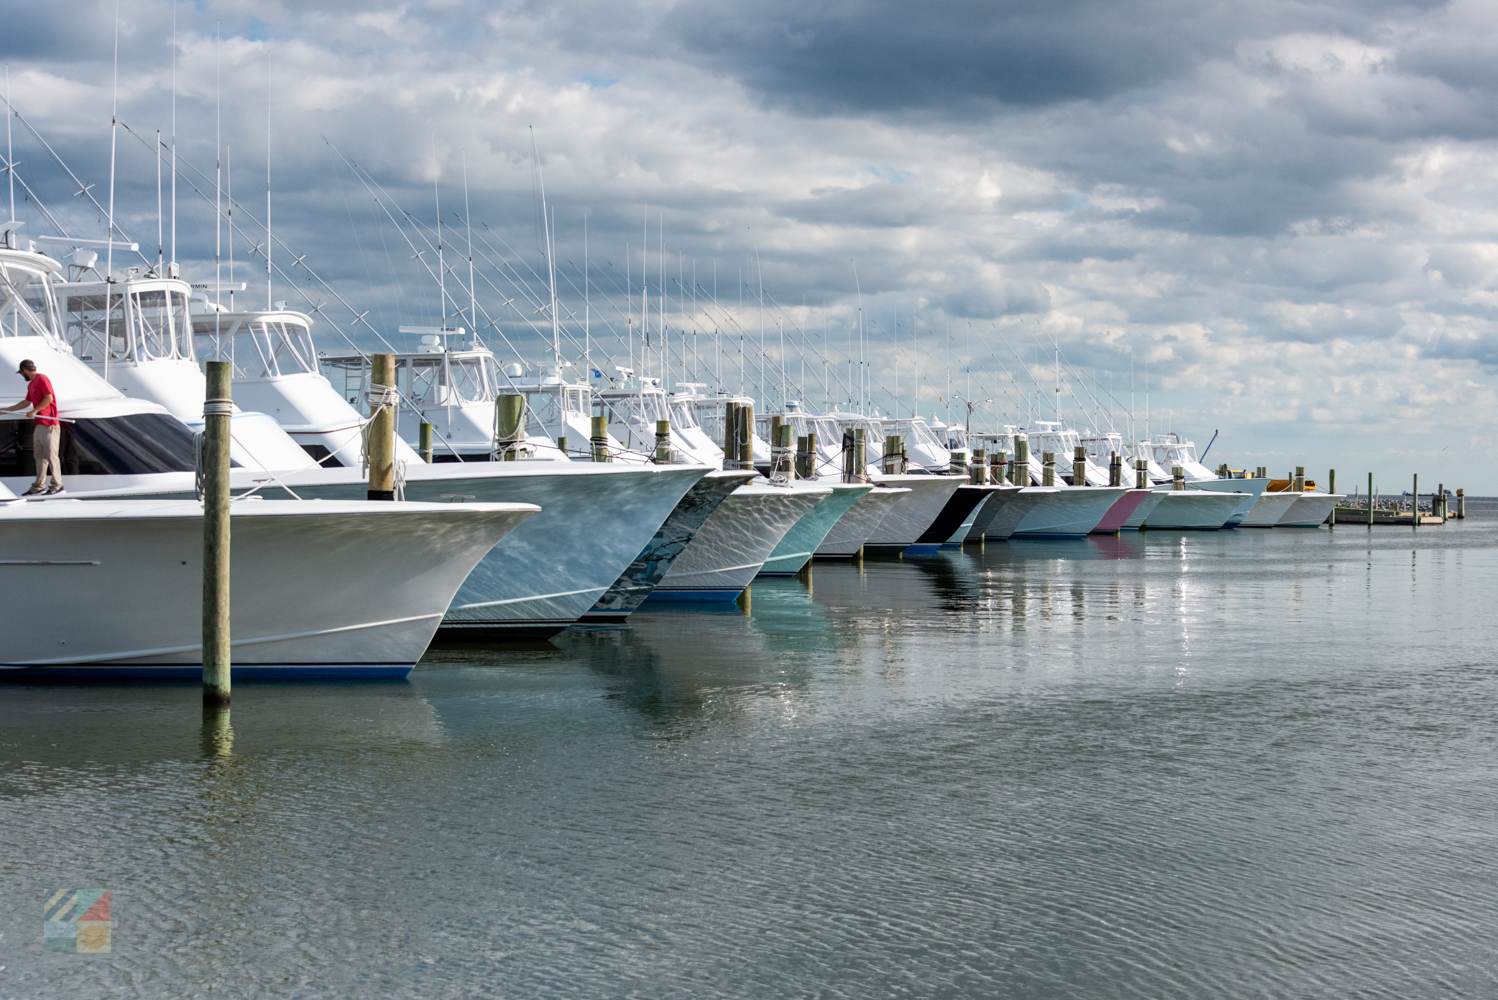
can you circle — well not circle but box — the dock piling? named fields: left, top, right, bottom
left=971, top=448, right=987, bottom=484
left=590, top=415, right=610, bottom=462
left=654, top=419, right=672, bottom=464
left=495, top=394, right=526, bottom=461
left=1329, top=469, right=1336, bottom=526
left=1073, top=446, right=1087, bottom=486
left=1135, top=458, right=1149, bottom=490
left=1172, top=465, right=1185, bottom=491
left=366, top=354, right=397, bottom=500
left=737, top=403, right=754, bottom=471
left=1041, top=451, right=1056, bottom=487
left=1413, top=473, right=1418, bottom=530
left=1294, top=466, right=1305, bottom=493
left=202, top=361, right=232, bottom=707
left=1014, top=436, right=1029, bottom=486
left=418, top=422, right=434, bottom=464
left=1457, top=489, right=1466, bottom=519
left=1110, top=452, right=1123, bottom=487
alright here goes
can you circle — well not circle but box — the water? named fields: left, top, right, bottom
left=5, top=509, right=1498, bottom=998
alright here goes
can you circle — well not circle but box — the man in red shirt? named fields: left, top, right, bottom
left=3, top=359, right=63, bottom=495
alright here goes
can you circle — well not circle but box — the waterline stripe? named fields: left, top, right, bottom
left=450, top=586, right=602, bottom=611
left=5, top=612, right=442, bottom=666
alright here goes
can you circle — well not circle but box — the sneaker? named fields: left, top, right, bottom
left=43, top=485, right=65, bottom=496
left=21, top=485, right=45, bottom=496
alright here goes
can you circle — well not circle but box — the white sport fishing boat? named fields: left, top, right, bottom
left=10, top=241, right=712, bottom=637
left=758, top=483, right=872, bottom=575
left=1279, top=487, right=1343, bottom=527
left=1142, top=490, right=1246, bottom=530
left=57, top=272, right=315, bottom=473
left=581, top=469, right=757, bottom=622
left=1238, top=490, right=1302, bottom=527
left=193, top=307, right=424, bottom=469
left=0, top=246, right=199, bottom=497
left=0, top=481, right=538, bottom=677
left=648, top=483, right=830, bottom=601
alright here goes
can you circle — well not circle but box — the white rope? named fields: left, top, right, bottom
left=203, top=397, right=234, bottom=417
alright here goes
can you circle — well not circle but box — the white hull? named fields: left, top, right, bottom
left=1186, top=477, right=1269, bottom=526
left=965, top=487, right=1025, bottom=540
left=815, top=486, right=910, bottom=557
left=760, top=484, right=872, bottom=576
left=981, top=488, right=1058, bottom=540
left=1011, top=487, right=1129, bottom=539
left=275, top=461, right=709, bottom=638
left=0, top=499, right=536, bottom=677
left=652, top=485, right=828, bottom=600
left=1280, top=493, right=1343, bottom=527
left=1144, top=491, right=1246, bottom=530
left=862, top=475, right=965, bottom=547
left=1238, top=491, right=1302, bottom=527
left=1120, top=490, right=1168, bottom=530
left=582, top=470, right=754, bottom=622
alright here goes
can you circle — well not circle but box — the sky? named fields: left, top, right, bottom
left=5, top=0, right=1498, bottom=491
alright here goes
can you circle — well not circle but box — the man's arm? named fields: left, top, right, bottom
left=2, top=393, right=52, bottom=415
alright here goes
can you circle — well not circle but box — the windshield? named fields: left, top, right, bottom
left=130, top=288, right=193, bottom=360
left=670, top=401, right=700, bottom=430
left=1, top=267, right=64, bottom=343
left=404, top=355, right=496, bottom=406
left=606, top=392, right=671, bottom=427
left=195, top=316, right=319, bottom=377
left=0, top=412, right=203, bottom=476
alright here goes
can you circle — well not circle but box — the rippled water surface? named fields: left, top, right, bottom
left=5, top=507, right=1498, bottom=998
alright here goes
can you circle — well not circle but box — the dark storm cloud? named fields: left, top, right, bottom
left=662, top=0, right=1428, bottom=117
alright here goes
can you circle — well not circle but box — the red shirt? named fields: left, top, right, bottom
left=25, top=373, right=58, bottom=426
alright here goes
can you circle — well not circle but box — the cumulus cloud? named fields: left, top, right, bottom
left=6, top=0, right=1498, bottom=486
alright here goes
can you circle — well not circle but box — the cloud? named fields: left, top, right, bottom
left=7, top=0, right=1498, bottom=488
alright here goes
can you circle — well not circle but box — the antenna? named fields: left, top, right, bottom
left=462, top=151, right=474, bottom=346
left=7, top=63, right=16, bottom=230
left=851, top=260, right=863, bottom=413
left=170, top=2, right=176, bottom=272
left=156, top=129, right=162, bottom=272
left=583, top=212, right=589, bottom=378
left=266, top=42, right=272, bottom=309
left=105, top=0, right=120, bottom=382
left=215, top=23, right=221, bottom=313
left=432, top=134, right=445, bottom=338
left=227, top=144, right=233, bottom=311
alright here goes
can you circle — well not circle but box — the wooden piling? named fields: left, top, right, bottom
left=723, top=401, right=740, bottom=469
left=1412, top=473, right=1418, bottom=530
left=556, top=435, right=568, bottom=458
left=202, top=361, right=233, bottom=706
left=1457, top=489, right=1466, bottom=519
left=654, top=419, right=672, bottom=464
left=418, top=422, right=434, bottom=463
left=737, top=403, right=754, bottom=471
left=1014, top=436, right=1029, bottom=486
left=495, top=394, right=525, bottom=461
left=1135, top=459, right=1148, bottom=490
left=590, top=415, right=610, bottom=462
left=1042, top=451, right=1056, bottom=487
left=1073, top=446, right=1087, bottom=486
left=1368, top=472, right=1374, bottom=526
left=884, top=434, right=905, bottom=475
left=970, top=448, right=987, bottom=485
left=1172, top=465, right=1185, bottom=491
left=1328, top=469, right=1336, bottom=526
left=367, top=353, right=396, bottom=500
left=1293, top=466, right=1305, bottom=493
left=1110, top=452, right=1123, bottom=487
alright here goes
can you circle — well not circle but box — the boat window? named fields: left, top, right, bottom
left=0, top=412, right=204, bottom=476
left=1, top=268, right=64, bottom=343
left=524, top=389, right=564, bottom=426
left=564, top=387, right=588, bottom=416
left=63, top=291, right=126, bottom=361
left=130, top=288, right=193, bottom=361
left=447, top=356, right=496, bottom=403
left=606, top=392, right=670, bottom=427
left=195, top=316, right=318, bottom=378
left=670, top=401, right=699, bottom=430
